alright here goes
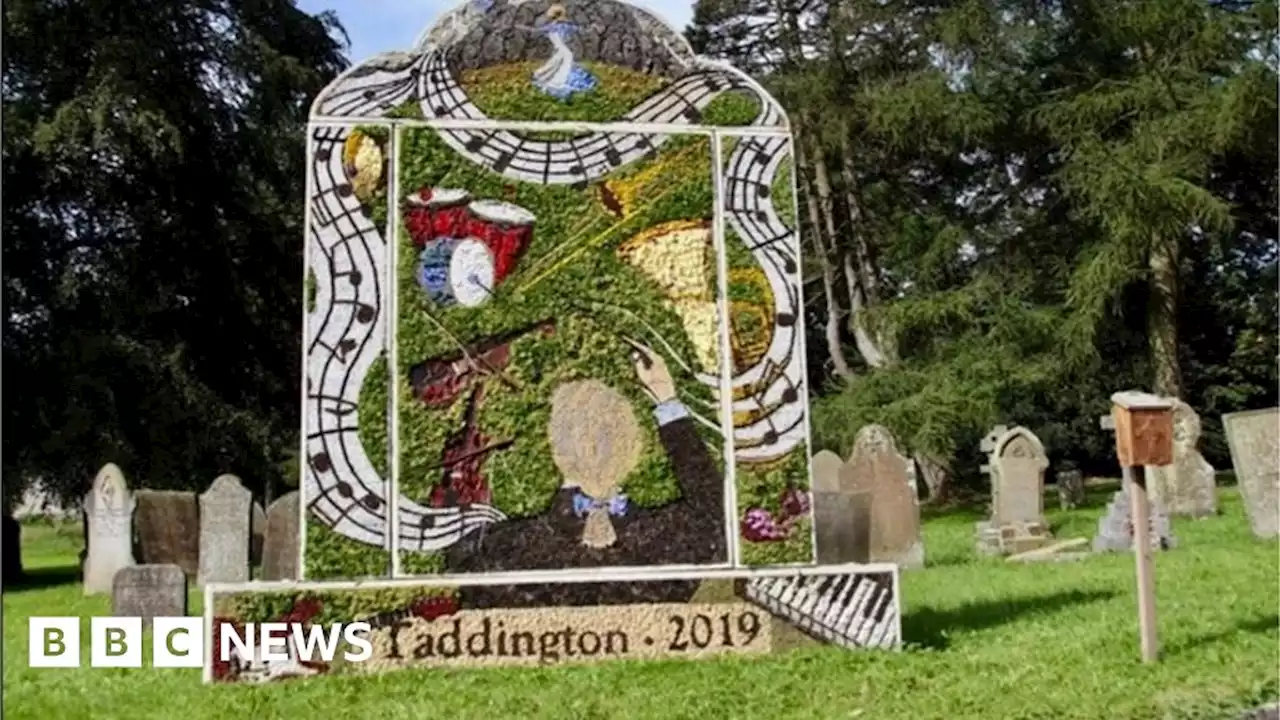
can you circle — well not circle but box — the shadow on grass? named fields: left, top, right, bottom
left=901, top=588, right=1118, bottom=650
left=1165, top=613, right=1280, bottom=657
left=3, top=564, right=81, bottom=593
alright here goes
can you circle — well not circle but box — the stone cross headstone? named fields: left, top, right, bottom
left=1056, top=469, right=1085, bottom=510
left=1146, top=399, right=1217, bottom=518
left=261, top=491, right=301, bottom=581
left=198, top=475, right=252, bottom=586
left=83, top=463, right=137, bottom=595
left=1093, top=488, right=1175, bottom=552
left=1222, top=407, right=1280, bottom=539
left=135, top=490, right=200, bottom=577
left=112, top=564, right=187, bottom=627
left=251, top=502, right=267, bottom=567
left=978, top=424, right=1009, bottom=504
left=837, top=425, right=923, bottom=568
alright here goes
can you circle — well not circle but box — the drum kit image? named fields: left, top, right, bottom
left=403, top=187, right=537, bottom=308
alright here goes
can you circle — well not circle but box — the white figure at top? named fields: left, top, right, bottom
left=526, top=4, right=598, bottom=100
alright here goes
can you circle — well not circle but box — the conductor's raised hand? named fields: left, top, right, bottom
left=624, top=338, right=677, bottom=405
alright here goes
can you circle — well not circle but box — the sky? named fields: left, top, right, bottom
left=296, top=0, right=697, bottom=63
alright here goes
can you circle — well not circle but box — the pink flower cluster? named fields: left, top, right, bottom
left=741, top=487, right=812, bottom=543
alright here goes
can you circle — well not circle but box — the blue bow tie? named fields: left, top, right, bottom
left=572, top=491, right=628, bottom=517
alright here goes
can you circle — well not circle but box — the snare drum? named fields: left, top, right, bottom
left=466, top=199, right=536, bottom=283
left=417, top=237, right=496, bottom=308
left=404, top=187, right=471, bottom=248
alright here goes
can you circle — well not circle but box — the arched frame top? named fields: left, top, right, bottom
left=308, top=0, right=791, bottom=133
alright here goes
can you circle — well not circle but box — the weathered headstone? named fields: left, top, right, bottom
left=3, top=515, right=22, bottom=581
left=1222, top=407, right=1279, bottom=539
left=991, top=427, right=1048, bottom=524
left=1056, top=469, right=1085, bottom=510
left=251, top=502, right=267, bottom=567
left=112, top=564, right=187, bottom=627
left=261, top=491, right=300, bottom=581
left=811, top=450, right=869, bottom=564
left=13, top=482, right=76, bottom=522
left=1093, top=487, right=1175, bottom=552
left=1146, top=399, right=1217, bottom=518
left=135, top=490, right=200, bottom=577
left=83, top=463, right=137, bottom=595
left=198, top=475, right=252, bottom=586
left=976, top=426, right=1053, bottom=555
left=838, top=425, right=923, bottom=568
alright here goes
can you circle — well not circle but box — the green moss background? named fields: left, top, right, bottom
left=357, top=352, right=390, bottom=479
left=218, top=585, right=454, bottom=626
left=461, top=61, right=763, bottom=126
left=394, top=127, right=727, bottom=570
left=305, top=522, right=390, bottom=580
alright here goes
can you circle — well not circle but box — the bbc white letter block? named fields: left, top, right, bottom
left=91, top=616, right=142, bottom=668
left=259, top=622, right=290, bottom=662
left=29, top=617, right=81, bottom=668
left=153, top=617, right=204, bottom=668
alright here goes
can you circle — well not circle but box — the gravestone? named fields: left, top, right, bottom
left=1056, top=469, right=1085, bottom=510
left=135, top=490, right=200, bottom=577
left=251, top=502, right=267, bottom=567
left=83, top=463, right=137, bottom=595
left=112, top=564, right=187, bottom=627
left=1146, top=399, right=1217, bottom=518
left=811, top=450, right=869, bottom=564
left=261, top=491, right=300, bottom=581
left=14, top=482, right=76, bottom=522
left=838, top=425, right=923, bottom=568
left=3, top=515, right=22, bottom=581
left=198, top=475, right=252, bottom=586
left=1223, top=407, right=1279, bottom=538
left=975, top=426, right=1053, bottom=555
left=1093, top=487, right=1175, bottom=552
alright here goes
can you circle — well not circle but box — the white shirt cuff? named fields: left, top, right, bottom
left=653, top=399, right=688, bottom=427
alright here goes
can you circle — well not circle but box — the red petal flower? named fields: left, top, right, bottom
left=410, top=596, right=460, bottom=621
left=211, top=617, right=242, bottom=682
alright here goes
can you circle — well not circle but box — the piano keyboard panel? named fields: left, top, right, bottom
left=744, top=571, right=900, bottom=650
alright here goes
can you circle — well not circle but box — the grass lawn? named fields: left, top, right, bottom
left=4, top=484, right=1276, bottom=720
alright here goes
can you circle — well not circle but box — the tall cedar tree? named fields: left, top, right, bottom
left=3, top=0, right=348, bottom=506
left=690, top=0, right=1277, bottom=495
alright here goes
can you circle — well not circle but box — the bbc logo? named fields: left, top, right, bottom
left=29, top=617, right=204, bottom=668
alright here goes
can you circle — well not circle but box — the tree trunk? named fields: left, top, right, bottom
left=1148, top=234, right=1183, bottom=398
left=838, top=134, right=895, bottom=368
left=796, top=130, right=853, bottom=378
left=3, top=515, right=22, bottom=581
left=843, top=254, right=889, bottom=369
left=913, top=452, right=952, bottom=504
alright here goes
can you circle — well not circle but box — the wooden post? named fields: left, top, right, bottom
left=1125, top=464, right=1158, bottom=662
left=1106, top=391, right=1174, bottom=664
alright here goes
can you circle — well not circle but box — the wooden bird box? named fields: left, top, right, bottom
left=1109, top=391, right=1175, bottom=468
